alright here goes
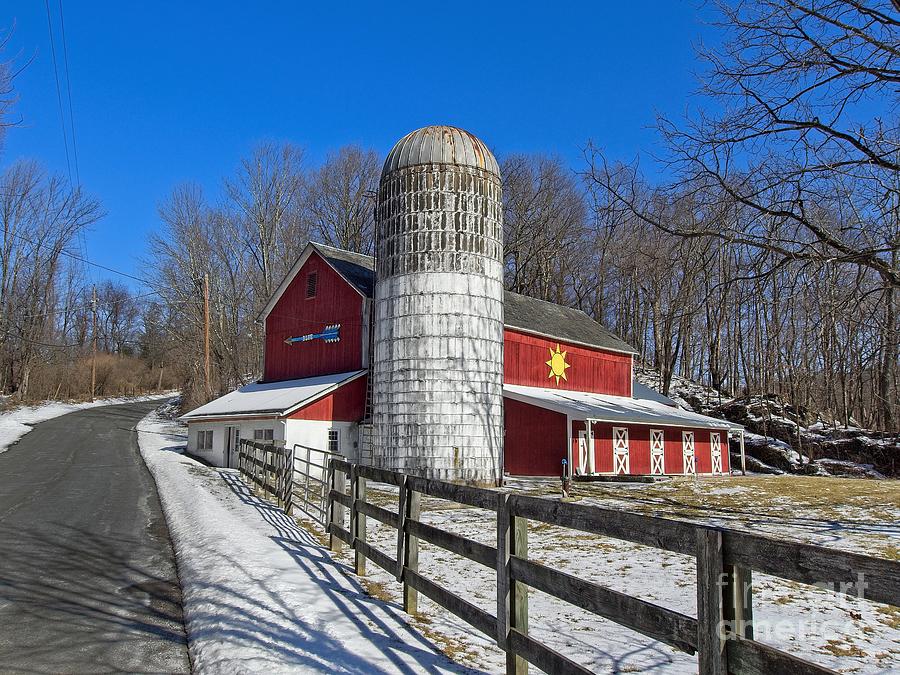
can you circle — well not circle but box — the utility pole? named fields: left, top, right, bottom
left=90, top=286, right=97, bottom=402
left=203, top=273, right=210, bottom=395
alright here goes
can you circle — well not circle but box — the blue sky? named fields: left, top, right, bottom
left=3, top=2, right=715, bottom=287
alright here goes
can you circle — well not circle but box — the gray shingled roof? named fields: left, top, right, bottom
left=311, top=243, right=376, bottom=298
left=504, top=291, right=636, bottom=354
left=310, top=245, right=635, bottom=354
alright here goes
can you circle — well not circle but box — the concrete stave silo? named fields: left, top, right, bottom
left=371, top=126, right=504, bottom=484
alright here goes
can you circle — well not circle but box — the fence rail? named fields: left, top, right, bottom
left=235, top=447, right=898, bottom=675
left=237, top=439, right=292, bottom=509
left=320, top=460, right=899, bottom=675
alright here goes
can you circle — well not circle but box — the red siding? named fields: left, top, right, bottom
left=695, top=428, right=712, bottom=474
left=289, top=376, right=367, bottom=422
left=627, top=425, right=652, bottom=475
left=504, top=398, right=568, bottom=476
left=664, top=428, right=685, bottom=474
left=264, top=252, right=364, bottom=382
left=504, top=329, right=632, bottom=396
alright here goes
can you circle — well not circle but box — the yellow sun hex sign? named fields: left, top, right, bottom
left=546, top=343, right=571, bottom=385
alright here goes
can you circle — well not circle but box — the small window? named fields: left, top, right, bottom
left=328, top=429, right=340, bottom=454
left=253, top=428, right=274, bottom=442
left=305, top=272, right=318, bottom=299
left=197, top=430, right=213, bottom=451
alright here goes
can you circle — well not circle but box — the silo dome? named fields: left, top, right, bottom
left=382, top=125, right=501, bottom=175
left=371, top=125, right=504, bottom=484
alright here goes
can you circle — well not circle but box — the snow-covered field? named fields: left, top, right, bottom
left=134, top=400, right=898, bottom=674
left=0, top=392, right=176, bottom=454
left=136, top=403, right=474, bottom=674
left=326, top=477, right=899, bottom=674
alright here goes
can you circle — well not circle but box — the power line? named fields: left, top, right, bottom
left=5, top=228, right=161, bottom=288
left=56, top=0, right=80, bottom=186
left=12, top=288, right=181, bottom=323
left=43, top=0, right=73, bottom=185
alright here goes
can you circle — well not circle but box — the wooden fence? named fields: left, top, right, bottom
left=237, top=439, right=292, bottom=510
left=321, top=459, right=899, bottom=675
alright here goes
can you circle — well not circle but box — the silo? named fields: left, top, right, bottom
left=371, top=126, right=504, bottom=484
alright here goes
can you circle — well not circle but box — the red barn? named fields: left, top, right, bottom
left=182, top=241, right=740, bottom=478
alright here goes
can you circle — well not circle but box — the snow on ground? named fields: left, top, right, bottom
left=0, top=392, right=176, bottom=454
left=133, top=398, right=898, bottom=674
left=328, top=477, right=899, bottom=674
left=136, top=403, right=476, bottom=674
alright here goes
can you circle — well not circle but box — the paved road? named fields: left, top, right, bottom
left=0, top=402, right=191, bottom=673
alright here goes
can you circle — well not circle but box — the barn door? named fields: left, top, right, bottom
left=225, top=426, right=234, bottom=468
left=650, top=429, right=665, bottom=475
left=577, top=431, right=589, bottom=474
left=710, top=432, right=722, bottom=474
left=682, top=431, right=695, bottom=475
left=612, top=427, right=629, bottom=475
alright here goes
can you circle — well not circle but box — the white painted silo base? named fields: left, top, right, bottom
left=371, top=271, right=504, bottom=483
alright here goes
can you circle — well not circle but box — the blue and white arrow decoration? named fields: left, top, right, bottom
left=284, top=323, right=341, bottom=345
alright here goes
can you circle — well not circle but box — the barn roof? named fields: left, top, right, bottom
left=180, top=370, right=366, bottom=420
left=310, top=243, right=376, bottom=297
left=504, top=384, right=738, bottom=430
left=503, top=291, right=636, bottom=354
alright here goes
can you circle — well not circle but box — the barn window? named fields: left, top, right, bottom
left=328, top=429, right=340, bottom=454
left=306, top=272, right=318, bottom=299
left=253, top=428, right=274, bottom=442
left=197, top=430, right=213, bottom=451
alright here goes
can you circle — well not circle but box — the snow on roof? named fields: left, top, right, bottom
left=504, top=384, right=738, bottom=430
left=632, top=380, right=678, bottom=407
left=181, top=370, right=366, bottom=420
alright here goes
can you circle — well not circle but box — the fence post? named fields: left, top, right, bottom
left=497, top=494, right=528, bottom=675
left=396, top=475, right=408, bottom=582
left=403, top=484, right=421, bottom=614
left=326, top=459, right=337, bottom=552
left=697, top=528, right=727, bottom=675
left=256, top=444, right=263, bottom=495
left=329, top=462, right=346, bottom=553
left=351, top=466, right=367, bottom=576
left=723, top=564, right=754, bottom=641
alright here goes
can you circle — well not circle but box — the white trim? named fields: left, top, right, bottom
left=612, top=426, right=629, bottom=475
left=327, top=427, right=341, bottom=454
left=577, top=430, right=588, bottom=474
left=650, top=428, right=665, bottom=475
left=682, top=431, right=696, bottom=475
left=185, top=412, right=280, bottom=422
left=586, top=421, right=595, bottom=473
left=711, top=432, right=723, bottom=474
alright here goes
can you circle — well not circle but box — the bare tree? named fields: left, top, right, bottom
left=0, top=161, right=102, bottom=398
left=305, top=145, right=378, bottom=254
left=585, top=0, right=899, bottom=430
left=502, top=154, right=588, bottom=303
left=224, top=142, right=306, bottom=300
